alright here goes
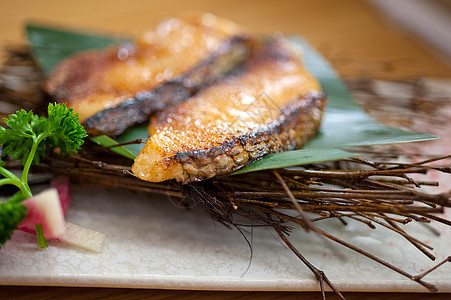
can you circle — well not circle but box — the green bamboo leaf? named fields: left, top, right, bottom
left=290, top=37, right=437, bottom=150
left=116, top=123, right=149, bottom=157
left=90, top=136, right=135, bottom=160
left=233, top=148, right=353, bottom=175
left=26, top=23, right=126, bottom=75
left=26, top=25, right=437, bottom=175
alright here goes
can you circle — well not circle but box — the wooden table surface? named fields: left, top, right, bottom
left=1, top=0, right=450, bottom=299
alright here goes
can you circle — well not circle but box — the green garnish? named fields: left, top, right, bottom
left=0, top=103, right=87, bottom=248
left=0, top=192, right=27, bottom=245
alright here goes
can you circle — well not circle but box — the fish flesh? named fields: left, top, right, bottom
left=132, top=37, right=327, bottom=183
left=45, top=14, right=251, bottom=136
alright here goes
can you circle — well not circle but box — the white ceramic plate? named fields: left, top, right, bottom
left=0, top=183, right=450, bottom=292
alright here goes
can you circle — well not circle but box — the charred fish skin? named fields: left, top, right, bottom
left=82, top=35, right=250, bottom=137
left=172, top=91, right=326, bottom=183
left=132, top=38, right=326, bottom=184
left=44, top=14, right=252, bottom=137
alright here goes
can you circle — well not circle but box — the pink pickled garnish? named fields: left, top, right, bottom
left=18, top=177, right=70, bottom=237
left=51, top=176, right=71, bottom=214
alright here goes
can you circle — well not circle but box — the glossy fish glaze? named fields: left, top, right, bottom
left=45, top=14, right=251, bottom=136
left=132, top=38, right=327, bottom=183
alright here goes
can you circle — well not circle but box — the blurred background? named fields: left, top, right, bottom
left=1, top=0, right=451, bottom=79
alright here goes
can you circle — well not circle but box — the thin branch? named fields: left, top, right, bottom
left=274, top=227, right=345, bottom=300
left=273, top=170, right=314, bottom=232
left=412, top=256, right=451, bottom=280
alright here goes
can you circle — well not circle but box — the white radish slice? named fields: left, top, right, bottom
left=56, top=222, right=106, bottom=253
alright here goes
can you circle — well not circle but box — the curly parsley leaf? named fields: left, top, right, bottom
left=0, top=103, right=87, bottom=166
left=0, top=110, right=44, bottom=165
left=0, top=103, right=87, bottom=247
left=44, top=103, right=87, bottom=154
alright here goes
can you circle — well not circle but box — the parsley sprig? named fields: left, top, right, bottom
left=0, top=103, right=87, bottom=248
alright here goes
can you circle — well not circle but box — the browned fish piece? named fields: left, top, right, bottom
left=45, top=13, right=251, bottom=136
left=132, top=37, right=327, bottom=183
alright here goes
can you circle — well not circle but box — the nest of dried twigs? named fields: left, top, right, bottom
left=1, top=46, right=450, bottom=299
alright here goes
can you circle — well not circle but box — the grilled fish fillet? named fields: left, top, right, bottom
left=45, top=13, right=251, bottom=136
left=132, top=37, right=327, bottom=183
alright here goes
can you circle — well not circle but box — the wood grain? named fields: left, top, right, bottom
left=0, top=0, right=450, bottom=299
left=1, top=287, right=451, bottom=300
